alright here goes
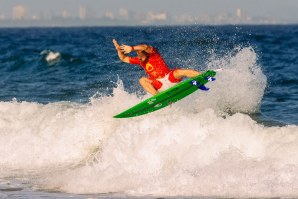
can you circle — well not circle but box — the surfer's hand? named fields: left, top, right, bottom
left=112, top=39, right=121, bottom=50
left=120, top=44, right=133, bottom=54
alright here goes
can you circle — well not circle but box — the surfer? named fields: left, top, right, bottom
left=113, top=39, right=201, bottom=95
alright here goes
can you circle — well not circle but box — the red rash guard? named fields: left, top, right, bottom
left=129, top=48, right=171, bottom=80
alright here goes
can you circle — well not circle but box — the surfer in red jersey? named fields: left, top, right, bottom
left=113, top=39, right=201, bottom=95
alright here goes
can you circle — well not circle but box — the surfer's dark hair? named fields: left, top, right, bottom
left=142, top=50, right=148, bottom=56
left=137, top=50, right=148, bottom=57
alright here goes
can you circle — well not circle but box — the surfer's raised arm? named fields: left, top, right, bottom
left=120, top=43, right=154, bottom=54
left=113, top=39, right=130, bottom=63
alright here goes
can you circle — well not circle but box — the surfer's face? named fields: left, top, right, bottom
left=137, top=51, right=148, bottom=62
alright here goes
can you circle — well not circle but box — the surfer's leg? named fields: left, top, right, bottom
left=173, top=69, right=201, bottom=79
left=139, top=77, right=158, bottom=95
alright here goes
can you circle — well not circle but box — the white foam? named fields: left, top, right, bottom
left=43, top=110, right=298, bottom=197
left=40, top=50, right=61, bottom=63
left=205, top=46, right=267, bottom=114
left=1, top=47, right=298, bottom=197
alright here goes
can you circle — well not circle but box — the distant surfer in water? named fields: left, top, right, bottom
left=113, top=39, right=201, bottom=95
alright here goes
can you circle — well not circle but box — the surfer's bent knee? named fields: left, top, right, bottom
left=173, top=69, right=183, bottom=79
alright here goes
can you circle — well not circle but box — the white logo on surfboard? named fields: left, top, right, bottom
left=147, top=98, right=157, bottom=105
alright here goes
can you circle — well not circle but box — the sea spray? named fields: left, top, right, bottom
left=176, top=47, right=267, bottom=115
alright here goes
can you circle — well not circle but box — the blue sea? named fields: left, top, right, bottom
left=0, top=25, right=297, bottom=199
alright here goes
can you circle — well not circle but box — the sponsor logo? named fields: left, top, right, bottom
left=145, top=63, right=154, bottom=72
left=206, top=76, right=216, bottom=81
left=147, top=98, right=156, bottom=105
left=190, top=80, right=198, bottom=85
left=154, top=103, right=162, bottom=108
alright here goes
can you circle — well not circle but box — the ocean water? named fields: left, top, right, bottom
left=0, top=25, right=297, bottom=198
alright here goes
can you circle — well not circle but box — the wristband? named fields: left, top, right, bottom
left=131, top=46, right=134, bottom=51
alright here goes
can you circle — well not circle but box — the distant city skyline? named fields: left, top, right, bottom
left=0, top=0, right=298, bottom=27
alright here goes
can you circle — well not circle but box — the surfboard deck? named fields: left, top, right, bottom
left=114, top=70, right=216, bottom=118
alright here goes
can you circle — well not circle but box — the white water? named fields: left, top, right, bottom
left=40, top=50, right=61, bottom=63
left=1, top=47, right=298, bottom=197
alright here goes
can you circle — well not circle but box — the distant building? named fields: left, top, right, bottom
left=61, top=10, right=70, bottom=18
left=104, top=11, right=114, bottom=19
left=119, top=8, right=128, bottom=19
left=0, top=14, right=6, bottom=20
left=142, top=11, right=167, bottom=24
left=79, top=6, right=86, bottom=20
left=236, top=8, right=242, bottom=18
left=12, top=5, right=27, bottom=20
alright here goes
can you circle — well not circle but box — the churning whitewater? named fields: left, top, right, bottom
left=1, top=46, right=297, bottom=197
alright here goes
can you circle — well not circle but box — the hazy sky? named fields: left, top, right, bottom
left=1, top=0, right=298, bottom=23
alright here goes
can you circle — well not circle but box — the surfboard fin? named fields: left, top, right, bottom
left=191, top=80, right=210, bottom=91
left=198, top=85, right=209, bottom=91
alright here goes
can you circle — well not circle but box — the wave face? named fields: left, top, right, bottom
left=1, top=44, right=298, bottom=197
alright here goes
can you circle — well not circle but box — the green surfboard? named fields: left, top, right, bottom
left=114, top=70, right=216, bottom=118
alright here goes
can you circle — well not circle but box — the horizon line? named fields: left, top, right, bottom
left=0, top=22, right=298, bottom=28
